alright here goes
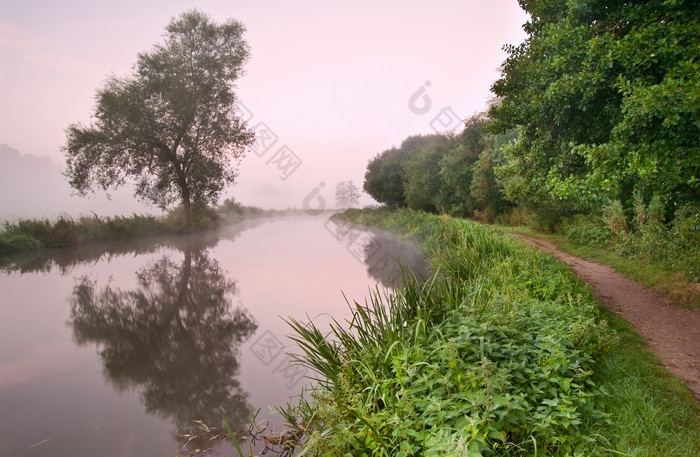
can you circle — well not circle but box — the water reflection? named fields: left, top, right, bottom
left=363, top=235, right=429, bottom=287
left=67, top=243, right=257, bottom=450
left=325, top=220, right=428, bottom=288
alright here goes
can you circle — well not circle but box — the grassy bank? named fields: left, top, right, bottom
left=279, top=208, right=699, bottom=456
left=0, top=199, right=277, bottom=258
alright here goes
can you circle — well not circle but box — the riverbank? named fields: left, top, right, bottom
left=282, top=208, right=700, bottom=456
left=0, top=202, right=325, bottom=258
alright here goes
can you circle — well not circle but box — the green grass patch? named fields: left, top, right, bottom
left=2, top=213, right=169, bottom=252
left=499, top=225, right=700, bottom=309
left=278, top=208, right=699, bottom=456
left=584, top=307, right=700, bottom=456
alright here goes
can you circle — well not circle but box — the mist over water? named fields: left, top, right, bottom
left=0, top=215, right=425, bottom=456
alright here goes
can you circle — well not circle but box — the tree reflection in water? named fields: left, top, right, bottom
left=363, top=235, right=428, bottom=288
left=68, top=244, right=257, bottom=451
left=324, top=220, right=427, bottom=288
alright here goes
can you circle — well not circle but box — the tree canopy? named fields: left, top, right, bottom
left=362, top=119, right=511, bottom=221
left=63, top=10, right=255, bottom=229
left=490, top=0, right=700, bottom=210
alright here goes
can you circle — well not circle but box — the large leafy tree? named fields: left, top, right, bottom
left=363, top=147, right=409, bottom=209
left=436, top=113, right=491, bottom=216
left=63, top=10, right=255, bottom=230
left=490, top=0, right=700, bottom=211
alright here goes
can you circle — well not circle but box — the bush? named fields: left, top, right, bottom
left=556, top=200, right=700, bottom=284
left=565, top=222, right=611, bottom=247
left=165, top=205, right=220, bottom=231
left=0, top=232, right=42, bottom=255
left=46, top=216, right=79, bottom=247
left=4, top=216, right=78, bottom=248
left=6, top=218, right=52, bottom=241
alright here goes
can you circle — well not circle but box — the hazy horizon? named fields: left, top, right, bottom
left=0, top=1, right=529, bottom=215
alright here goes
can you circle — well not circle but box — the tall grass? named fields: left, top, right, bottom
left=563, top=200, right=700, bottom=283
left=1, top=213, right=168, bottom=254
left=282, top=210, right=631, bottom=456
left=0, top=200, right=289, bottom=258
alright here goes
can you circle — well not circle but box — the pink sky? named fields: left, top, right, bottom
left=0, top=0, right=528, bottom=210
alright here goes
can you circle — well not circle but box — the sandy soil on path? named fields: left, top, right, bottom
left=513, top=235, right=700, bottom=403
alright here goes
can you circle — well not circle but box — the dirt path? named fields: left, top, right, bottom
left=514, top=235, right=700, bottom=402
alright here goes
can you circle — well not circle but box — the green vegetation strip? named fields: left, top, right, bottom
left=0, top=199, right=270, bottom=258
left=283, top=209, right=700, bottom=457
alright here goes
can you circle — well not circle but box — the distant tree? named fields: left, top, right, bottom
left=335, top=181, right=361, bottom=208
left=363, top=135, right=441, bottom=209
left=63, top=10, right=255, bottom=230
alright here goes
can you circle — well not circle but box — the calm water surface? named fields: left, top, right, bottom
left=0, top=215, right=426, bottom=456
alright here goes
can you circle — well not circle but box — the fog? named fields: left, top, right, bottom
left=0, top=144, right=156, bottom=222
left=0, top=1, right=528, bottom=218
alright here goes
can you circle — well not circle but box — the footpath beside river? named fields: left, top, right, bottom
left=514, top=234, right=700, bottom=403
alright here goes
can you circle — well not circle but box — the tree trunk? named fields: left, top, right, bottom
left=181, top=185, right=192, bottom=232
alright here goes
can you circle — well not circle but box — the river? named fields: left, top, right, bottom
left=0, top=214, right=426, bottom=456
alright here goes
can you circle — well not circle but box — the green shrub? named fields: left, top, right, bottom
left=5, top=218, right=52, bottom=241
left=0, top=232, right=42, bottom=255
left=4, top=216, right=78, bottom=248
left=165, top=204, right=220, bottom=231
left=45, top=216, right=78, bottom=247
left=560, top=199, right=699, bottom=284
left=565, top=223, right=611, bottom=247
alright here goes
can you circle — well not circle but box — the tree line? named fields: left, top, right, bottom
left=364, top=0, right=699, bottom=231
left=363, top=112, right=516, bottom=223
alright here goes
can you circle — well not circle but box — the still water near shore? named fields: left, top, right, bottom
left=0, top=214, right=426, bottom=456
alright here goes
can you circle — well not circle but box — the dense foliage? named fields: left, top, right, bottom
left=363, top=115, right=514, bottom=221
left=284, top=210, right=613, bottom=456
left=63, top=10, right=255, bottom=230
left=362, top=0, right=699, bottom=284
left=489, top=0, right=700, bottom=212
